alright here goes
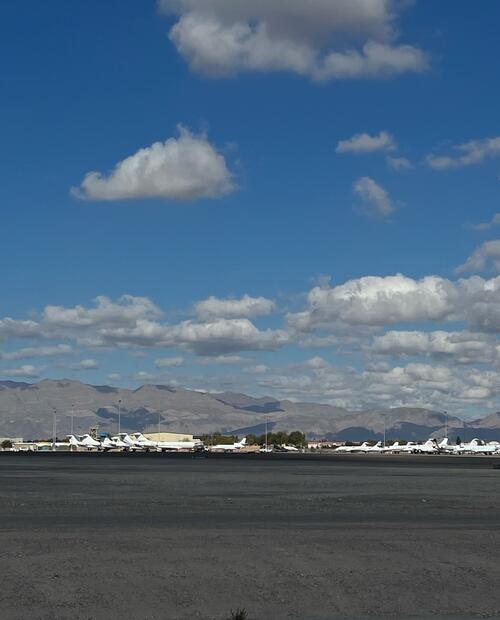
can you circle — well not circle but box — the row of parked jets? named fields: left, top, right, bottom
left=335, top=437, right=500, bottom=455
left=67, top=432, right=249, bottom=452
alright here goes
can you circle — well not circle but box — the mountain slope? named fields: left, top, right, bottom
left=0, top=379, right=499, bottom=441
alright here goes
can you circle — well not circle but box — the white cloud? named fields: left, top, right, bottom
left=0, top=318, right=43, bottom=340
left=353, top=176, right=395, bottom=216
left=371, top=330, right=496, bottom=364
left=0, top=344, right=72, bottom=361
left=159, top=0, right=428, bottom=81
left=426, top=136, right=500, bottom=170
left=456, top=240, right=500, bottom=273
left=287, top=274, right=456, bottom=331
left=244, top=364, right=269, bottom=374
left=72, top=127, right=234, bottom=202
left=164, top=318, right=289, bottom=355
left=336, top=131, right=396, bottom=154
left=194, top=294, right=276, bottom=320
left=198, top=354, right=246, bottom=365
left=131, top=371, right=158, bottom=382
left=43, top=295, right=162, bottom=329
left=386, top=155, right=413, bottom=170
left=473, top=214, right=500, bottom=231
left=288, top=273, right=500, bottom=336
left=108, top=373, right=122, bottom=382
left=77, top=359, right=99, bottom=370
left=155, top=356, right=185, bottom=368
left=1, top=365, right=41, bottom=379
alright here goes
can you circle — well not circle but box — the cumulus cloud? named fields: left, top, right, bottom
left=353, top=176, right=395, bottom=216
left=0, top=318, right=43, bottom=340
left=194, top=294, right=276, bottom=320
left=336, top=131, right=396, bottom=154
left=1, top=365, right=41, bottom=379
left=44, top=295, right=162, bottom=330
left=155, top=356, right=185, bottom=368
left=0, top=345, right=72, bottom=361
left=386, top=155, right=413, bottom=170
left=72, top=127, right=234, bottom=202
left=288, top=273, right=500, bottom=336
left=426, top=136, right=500, bottom=170
left=287, top=274, right=456, bottom=331
left=159, top=0, right=428, bottom=81
left=164, top=318, right=289, bottom=355
left=335, top=131, right=396, bottom=154
left=371, top=330, right=496, bottom=364
left=456, top=240, right=500, bottom=273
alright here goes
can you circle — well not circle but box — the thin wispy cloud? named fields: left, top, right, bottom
left=353, top=176, right=395, bottom=217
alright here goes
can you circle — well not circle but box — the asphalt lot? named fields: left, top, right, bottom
left=1, top=452, right=499, bottom=619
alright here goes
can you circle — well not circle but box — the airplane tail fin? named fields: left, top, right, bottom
left=239, top=437, right=247, bottom=446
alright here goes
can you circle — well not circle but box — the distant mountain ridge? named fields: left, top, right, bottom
left=0, top=379, right=499, bottom=441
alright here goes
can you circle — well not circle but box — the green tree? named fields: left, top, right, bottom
left=1, top=439, right=13, bottom=449
left=288, top=431, right=306, bottom=447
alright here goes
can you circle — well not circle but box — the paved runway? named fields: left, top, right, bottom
left=1, top=452, right=499, bottom=619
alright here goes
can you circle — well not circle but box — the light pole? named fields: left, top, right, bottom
left=444, top=410, right=448, bottom=440
left=52, top=408, right=57, bottom=451
left=383, top=415, right=386, bottom=448
left=118, top=399, right=122, bottom=435
left=70, top=404, right=74, bottom=436
left=158, top=412, right=161, bottom=437
left=265, top=414, right=268, bottom=452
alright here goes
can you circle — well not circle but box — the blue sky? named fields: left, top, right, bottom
left=2, top=1, right=500, bottom=416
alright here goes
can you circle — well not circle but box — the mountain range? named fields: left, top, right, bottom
left=1, top=379, right=500, bottom=442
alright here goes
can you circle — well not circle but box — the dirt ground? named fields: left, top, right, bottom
left=1, top=452, right=499, bottom=619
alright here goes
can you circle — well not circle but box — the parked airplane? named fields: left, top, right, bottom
left=157, top=439, right=200, bottom=452
left=129, top=432, right=159, bottom=450
left=361, top=441, right=383, bottom=453
left=412, top=439, right=439, bottom=454
left=210, top=437, right=247, bottom=452
left=68, top=434, right=101, bottom=450
left=335, top=442, right=371, bottom=453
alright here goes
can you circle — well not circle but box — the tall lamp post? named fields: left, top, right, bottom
left=444, top=410, right=448, bottom=440
left=52, top=408, right=57, bottom=451
left=118, top=399, right=122, bottom=435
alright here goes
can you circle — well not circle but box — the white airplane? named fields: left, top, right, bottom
left=382, top=441, right=403, bottom=453
left=335, top=442, right=370, bottom=453
left=114, top=433, right=149, bottom=451
left=157, top=439, right=200, bottom=452
left=109, top=435, right=132, bottom=450
left=210, top=437, right=247, bottom=452
left=101, top=436, right=130, bottom=450
left=68, top=434, right=101, bottom=450
left=467, top=440, right=500, bottom=455
left=450, top=438, right=480, bottom=454
left=361, top=441, right=383, bottom=453
left=129, top=432, right=159, bottom=450
left=281, top=444, right=300, bottom=452
left=412, top=439, right=439, bottom=454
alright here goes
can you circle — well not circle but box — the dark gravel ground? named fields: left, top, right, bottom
left=0, top=452, right=499, bottom=620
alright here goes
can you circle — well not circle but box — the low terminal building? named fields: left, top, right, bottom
left=143, top=431, right=196, bottom=443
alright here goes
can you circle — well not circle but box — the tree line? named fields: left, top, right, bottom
left=200, top=431, right=307, bottom=447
